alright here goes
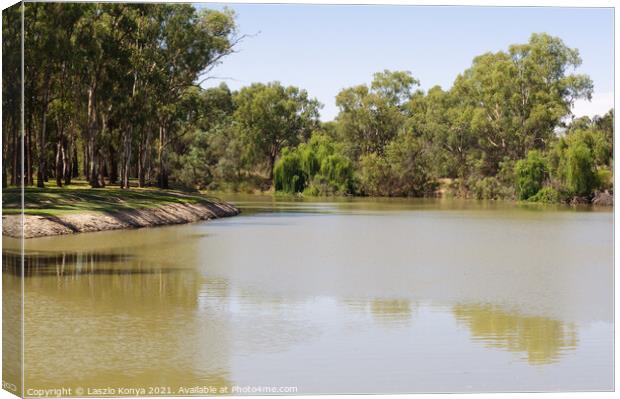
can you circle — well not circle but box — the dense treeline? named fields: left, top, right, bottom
left=2, top=2, right=239, bottom=189
left=2, top=3, right=614, bottom=204
left=272, top=34, right=613, bottom=202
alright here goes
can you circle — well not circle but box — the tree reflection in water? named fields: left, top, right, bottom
left=453, top=303, right=578, bottom=365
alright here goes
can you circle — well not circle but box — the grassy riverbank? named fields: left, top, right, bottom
left=2, top=182, right=239, bottom=238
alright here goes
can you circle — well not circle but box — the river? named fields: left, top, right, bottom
left=2, top=196, right=614, bottom=394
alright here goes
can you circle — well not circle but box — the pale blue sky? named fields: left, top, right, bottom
left=197, top=4, right=614, bottom=121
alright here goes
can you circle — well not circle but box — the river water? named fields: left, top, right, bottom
left=2, top=196, right=614, bottom=394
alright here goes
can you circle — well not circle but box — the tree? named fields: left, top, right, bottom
left=145, top=5, right=239, bottom=188
left=273, top=133, right=355, bottom=195
left=406, top=85, right=476, bottom=178
left=2, top=3, right=22, bottom=187
left=357, top=132, right=437, bottom=197
left=336, top=70, right=419, bottom=160
left=16, top=3, right=239, bottom=190
left=451, top=33, right=593, bottom=175
left=565, top=142, right=597, bottom=196
left=233, top=82, right=321, bottom=180
left=514, top=150, right=548, bottom=200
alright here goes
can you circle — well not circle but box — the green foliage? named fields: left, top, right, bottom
left=335, top=70, right=419, bottom=160
left=308, top=154, right=354, bottom=195
left=527, top=187, right=561, bottom=203
left=274, top=148, right=306, bottom=193
left=547, top=126, right=611, bottom=198
left=233, top=82, right=321, bottom=178
left=514, top=150, right=548, bottom=200
left=273, top=134, right=355, bottom=195
left=565, top=142, right=597, bottom=196
left=357, top=133, right=437, bottom=197
left=4, top=8, right=612, bottom=207
left=597, top=167, right=613, bottom=191
left=357, top=153, right=391, bottom=196
left=450, top=33, right=593, bottom=174
left=469, top=177, right=514, bottom=200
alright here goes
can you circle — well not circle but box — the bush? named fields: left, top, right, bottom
left=469, top=176, right=513, bottom=200
left=514, top=150, right=548, bottom=200
left=549, top=128, right=613, bottom=198
left=274, top=134, right=355, bottom=195
left=597, top=167, right=613, bottom=191
left=357, top=133, right=438, bottom=197
left=357, top=153, right=392, bottom=196
left=565, top=142, right=597, bottom=196
left=274, top=149, right=306, bottom=193
left=527, top=187, right=561, bottom=203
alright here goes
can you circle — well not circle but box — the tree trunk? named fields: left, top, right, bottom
left=87, top=86, right=101, bottom=188
left=82, top=141, right=89, bottom=179
left=138, top=130, right=146, bottom=187
left=25, top=114, right=33, bottom=185
left=55, top=140, right=63, bottom=187
left=63, top=138, right=71, bottom=185
left=11, top=118, right=18, bottom=185
left=157, top=124, right=168, bottom=189
left=268, top=147, right=277, bottom=182
left=72, top=145, right=79, bottom=178
left=120, top=127, right=132, bottom=189
left=108, top=142, right=118, bottom=184
left=37, top=79, right=50, bottom=188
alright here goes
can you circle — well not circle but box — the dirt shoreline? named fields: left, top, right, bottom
left=2, top=200, right=239, bottom=239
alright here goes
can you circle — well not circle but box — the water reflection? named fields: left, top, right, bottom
left=370, top=299, right=413, bottom=321
left=343, top=298, right=415, bottom=324
left=453, top=303, right=578, bottom=365
left=4, top=250, right=134, bottom=276
left=2, top=272, right=23, bottom=396
left=16, top=251, right=231, bottom=392
left=5, top=196, right=613, bottom=393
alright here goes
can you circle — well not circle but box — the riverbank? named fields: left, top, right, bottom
left=2, top=186, right=239, bottom=238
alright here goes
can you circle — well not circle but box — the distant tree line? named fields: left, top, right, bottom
left=2, top=3, right=614, bottom=203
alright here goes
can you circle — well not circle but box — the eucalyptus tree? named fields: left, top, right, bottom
left=451, top=33, right=593, bottom=175
left=2, top=3, right=22, bottom=187
left=70, top=3, right=133, bottom=187
left=335, top=70, right=419, bottom=160
left=406, top=86, right=476, bottom=178
left=233, top=82, right=321, bottom=180
left=148, top=5, right=238, bottom=188
left=20, top=3, right=239, bottom=189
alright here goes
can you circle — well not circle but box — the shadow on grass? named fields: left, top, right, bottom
left=2, top=185, right=224, bottom=216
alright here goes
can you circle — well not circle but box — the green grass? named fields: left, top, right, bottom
left=2, top=181, right=222, bottom=217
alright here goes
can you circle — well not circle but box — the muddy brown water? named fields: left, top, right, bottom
left=2, top=196, right=613, bottom=394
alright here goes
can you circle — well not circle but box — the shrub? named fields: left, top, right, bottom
left=597, top=167, right=613, bottom=191
left=565, top=142, right=597, bottom=196
left=274, top=149, right=306, bottom=193
left=384, top=133, right=438, bottom=196
left=469, top=176, right=514, bottom=200
left=274, top=134, right=355, bottom=195
left=357, top=134, right=438, bottom=197
left=528, top=187, right=561, bottom=203
left=357, top=153, right=392, bottom=196
left=514, top=150, right=548, bottom=200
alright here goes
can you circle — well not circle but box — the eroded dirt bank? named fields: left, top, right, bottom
left=2, top=200, right=239, bottom=239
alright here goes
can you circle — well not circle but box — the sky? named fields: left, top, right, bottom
left=197, top=4, right=614, bottom=121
